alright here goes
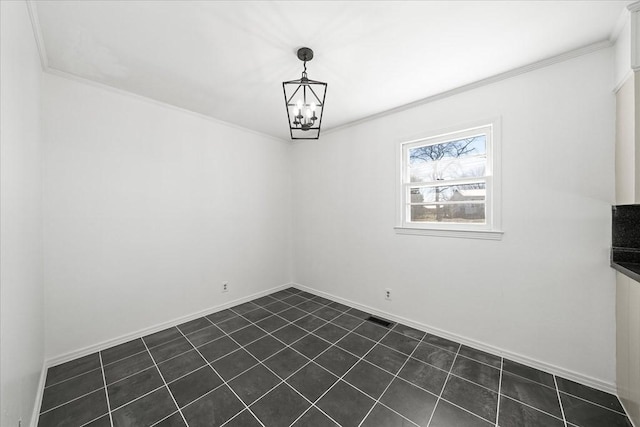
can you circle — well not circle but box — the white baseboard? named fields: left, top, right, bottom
left=45, top=283, right=292, bottom=369
left=619, top=399, right=639, bottom=427
left=32, top=279, right=618, bottom=427
left=29, top=361, right=48, bottom=427
left=290, top=282, right=618, bottom=395
left=33, top=282, right=292, bottom=426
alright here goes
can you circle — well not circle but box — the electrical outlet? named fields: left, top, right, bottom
left=221, top=281, right=229, bottom=293
left=385, top=288, right=392, bottom=301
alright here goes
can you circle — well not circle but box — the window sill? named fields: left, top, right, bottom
left=394, top=226, right=504, bottom=240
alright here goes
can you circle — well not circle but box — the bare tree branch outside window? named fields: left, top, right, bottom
left=408, top=136, right=486, bottom=222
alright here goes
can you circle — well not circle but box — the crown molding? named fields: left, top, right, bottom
left=24, top=0, right=615, bottom=143
left=44, top=68, right=291, bottom=144
left=322, top=40, right=613, bottom=137
left=632, top=6, right=640, bottom=71
left=25, top=0, right=48, bottom=70
left=612, top=1, right=640, bottom=42
left=613, top=69, right=635, bottom=94
left=611, top=5, right=631, bottom=42
left=24, top=0, right=290, bottom=144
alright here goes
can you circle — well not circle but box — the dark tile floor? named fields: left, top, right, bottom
left=38, top=287, right=633, bottom=427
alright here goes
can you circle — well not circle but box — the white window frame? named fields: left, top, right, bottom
left=394, top=119, right=503, bottom=240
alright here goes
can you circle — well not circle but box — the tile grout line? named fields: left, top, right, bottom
left=106, top=361, right=170, bottom=389
left=358, top=343, right=502, bottom=426
left=212, top=318, right=339, bottom=427
left=313, top=328, right=566, bottom=427
left=435, top=380, right=509, bottom=425
left=425, top=343, right=462, bottom=427
left=147, top=357, right=219, bottom=391
left=327, top=358, right=422, bottom=427
left=218, top=408, right=262, bottom=427
left=102, top=346, right=151, bottom=367
left=43, top=366, right=104, bottom=390
left=98, top=305, right=468, bottom=424
left=501, top=369, right=560, bottom=391
left=44, top=288, right=629, bottom=427
left=166, top=293, right=330, bottom=401
left=38, top=291, right=344, bottom=425
left=355, top=331, right=434, bottom=427
left=286, top=324, right=397, bottom=427
left=100, top=294, right=631, bottom=426
left=553, top=375, right=569, bottom=427
left=149, top=410, right=182, bottom=427
left=44, top=304, right=450, bottom=424
left=498, top=367, right=616, bottom=418
left=91, top=291, right=343, bottom=397
left=78, top=413, right=111, bottom=427
left=132, top=296, right=305, bottom=387
left=353, top=340, right=500, bottom=426
left=39, top=385, right=107, bottom=415
left=43, top=358, right=183, bottom=416
left=281, top=332, right=380, bottom=426
left=108, top=384, right=166, bottom=413
left=100, top=334, right=193, bottom=374
left=556, top=389, right=630, bottom=417
left=148, top=319, right=248, bottom=368
left=499, top=370, right=599, bottom=423
left=140, top=339, right=191, bottom=427
left=172, top=321, right=269, bottom=427
left=218, top=306, right=346, bottom=426
left=495, top=356, right=504, bottom=427
left=456, top=351, right=503, bottom=371
left=238, top=307, right=378, bottom=424
left=55, top=302, right=589, bottom=426
left=98, top=353, right=115, bottom=427
left=56, top=304, right=432, bottom=395
left=446, top=371, right=499, bottom=394
left=242, top=297, right=388, bottom=426
left=41, top=375, right=192, bottom=421
left=437, top=396, right=504, bottom=426
left=498, top=394, right=565, bottom=423
left=197, top=293, right=461, bottom=427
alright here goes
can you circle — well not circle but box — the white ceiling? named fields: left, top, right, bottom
left=34, top=1, right=630, bottom=141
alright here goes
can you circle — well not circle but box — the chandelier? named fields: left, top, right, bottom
left=282, top=47, right=327, bottom=140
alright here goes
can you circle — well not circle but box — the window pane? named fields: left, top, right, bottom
left=409, top=183, right=486, bottom=203
left=408, top=135, right=486, bottom=182
left=410, top=203, right=485, bottom=223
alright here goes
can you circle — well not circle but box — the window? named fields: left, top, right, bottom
left=396, top=120, right=502, bottom=239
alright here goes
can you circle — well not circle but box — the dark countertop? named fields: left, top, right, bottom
left=612, top=261, right=640, bottom=283
left=611, top=205, right=640, bottom=282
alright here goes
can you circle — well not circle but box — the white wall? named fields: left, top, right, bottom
left=292, top=48, right=616, bottom=387
left=0, top=2, right=45, bottom=426
left=615, top=14, right=632, bottom=90
left=615, top=76, right=636, bottom=204
left=42, top=74, right=292, bottom=359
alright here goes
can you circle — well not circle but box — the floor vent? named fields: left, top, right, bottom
left=366, top=316, right=394, bottom=328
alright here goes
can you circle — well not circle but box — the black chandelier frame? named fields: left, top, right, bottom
left=282, top=47, right=327, bottom=140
